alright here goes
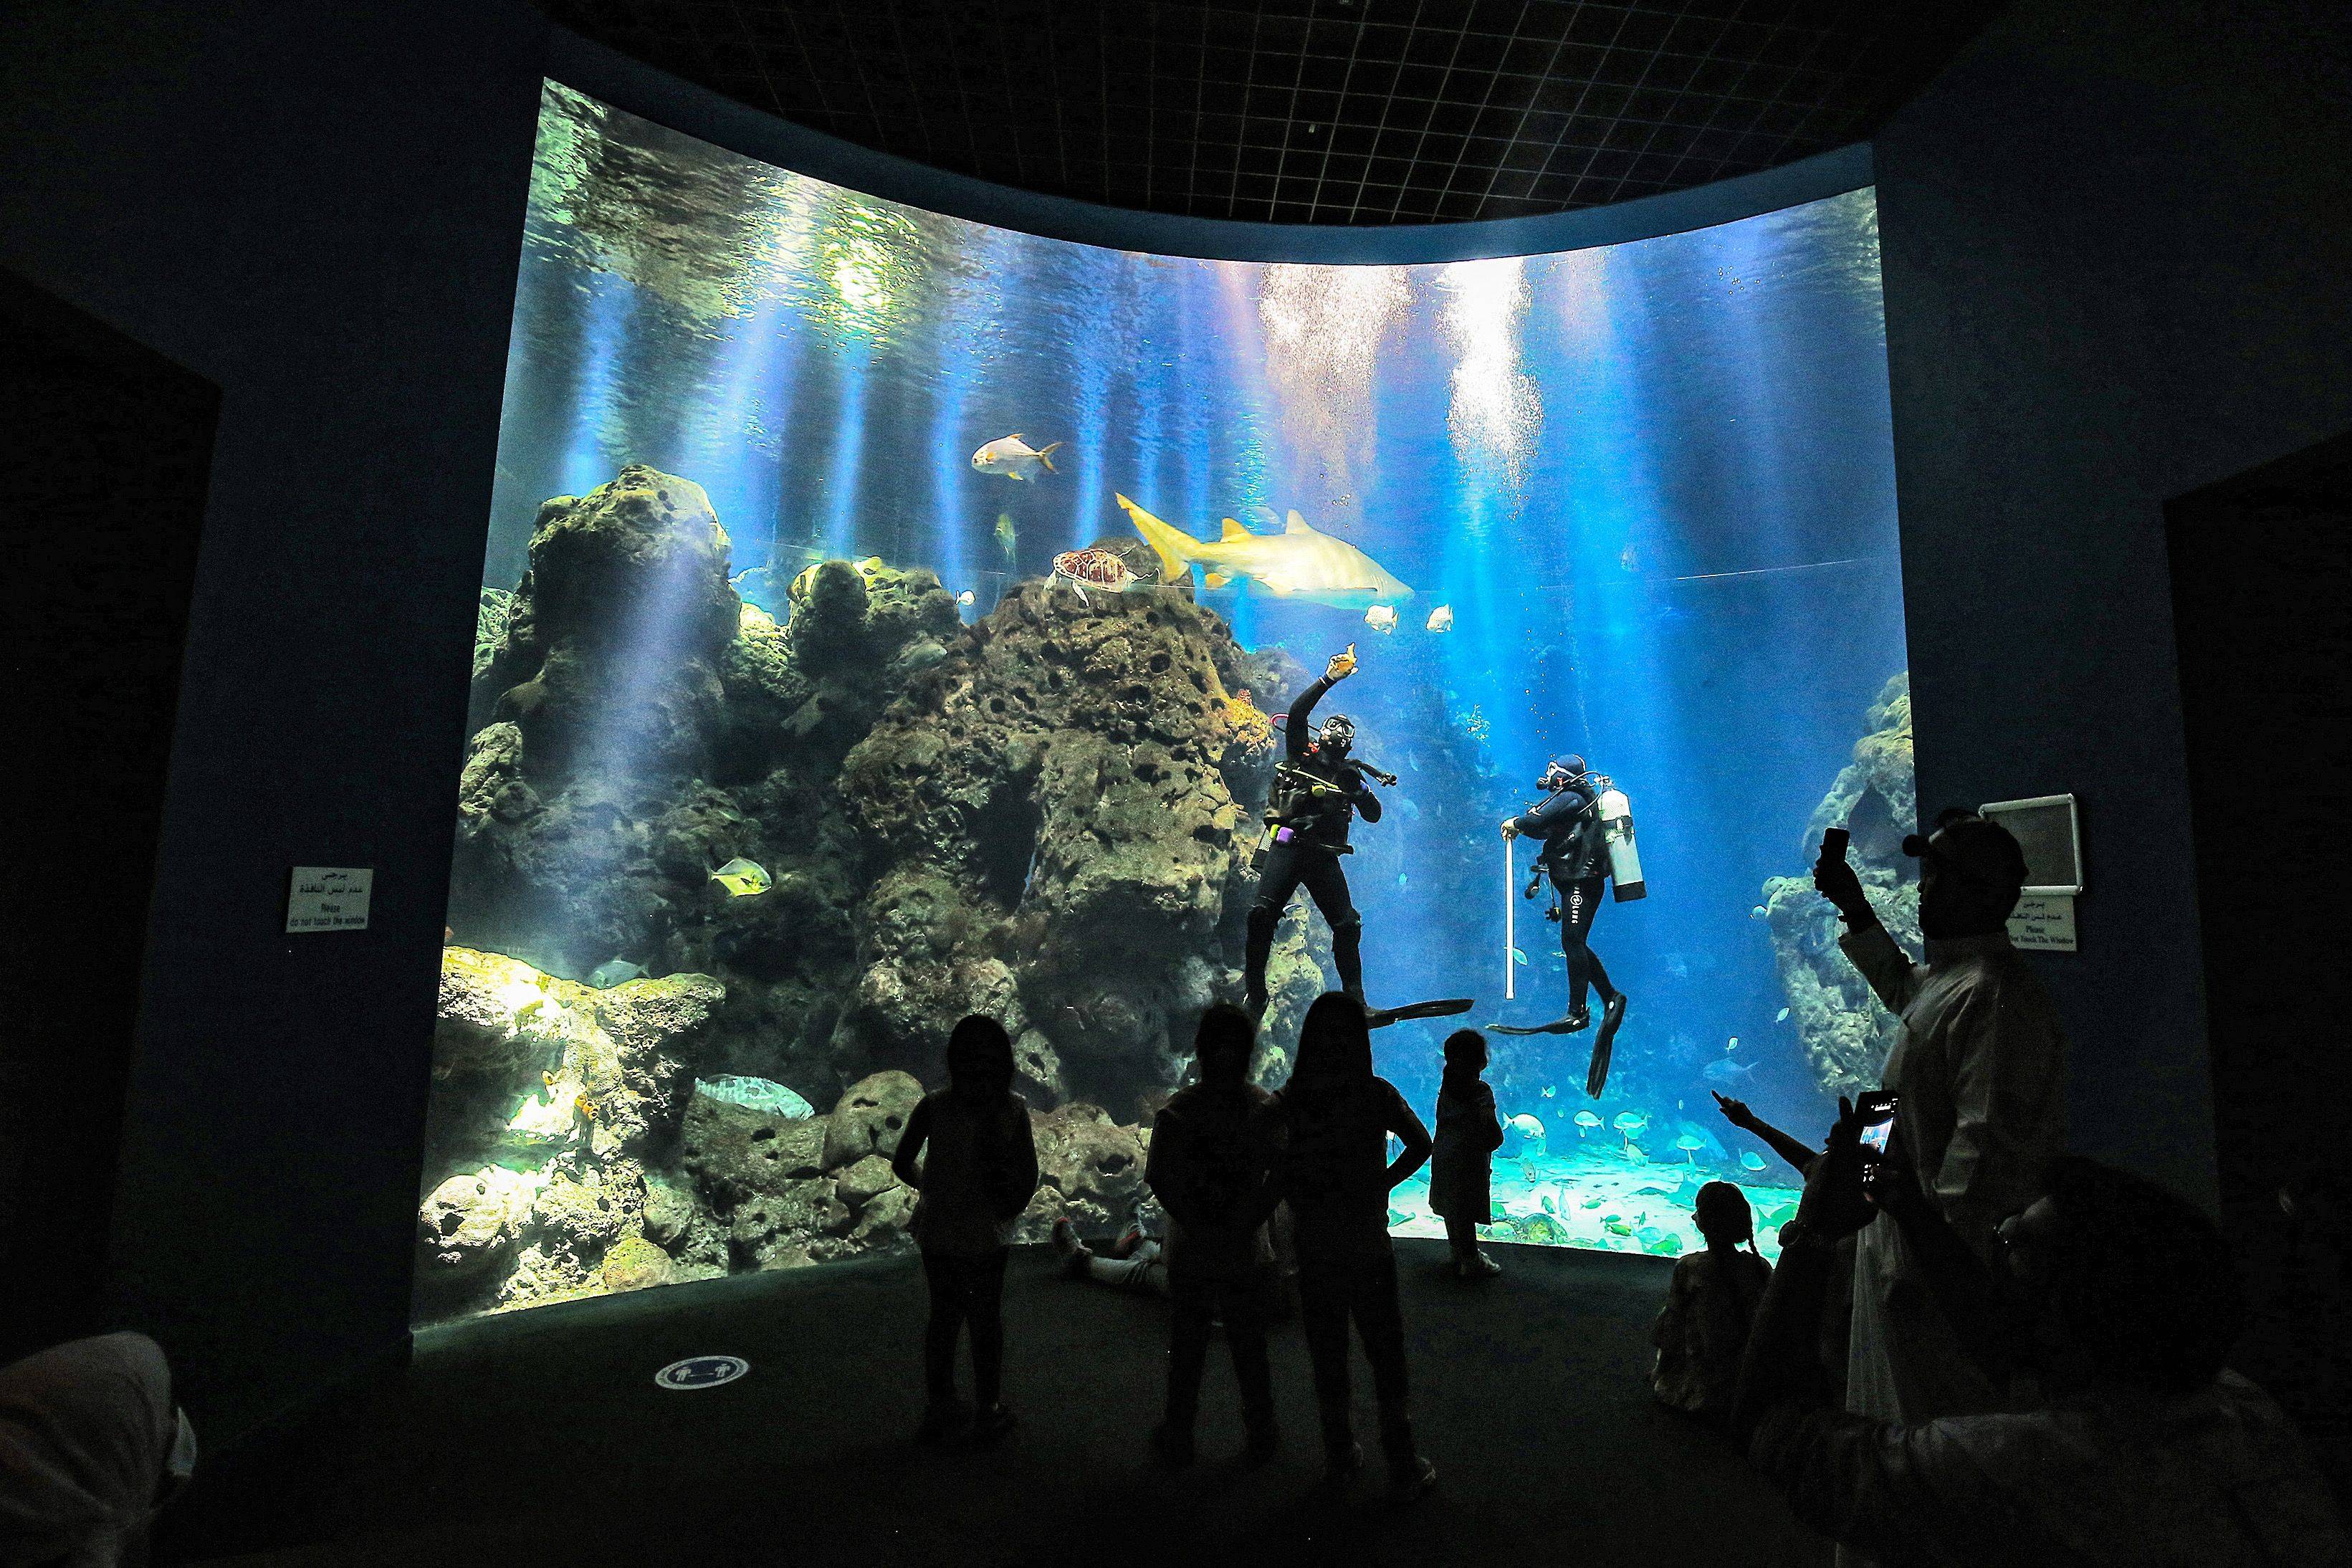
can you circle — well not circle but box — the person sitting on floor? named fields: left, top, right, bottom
left=1053, top=1200, right=1170, bottom=1296
left=1650, top=1180, right=1774, bottom=1423
left=1734, top=1100, right=2350, bottom=1567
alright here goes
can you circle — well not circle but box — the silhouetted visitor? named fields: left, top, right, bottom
left=0, top=1332, right=196, bottom=1568
left=1428, top=1028, right=1504, bottom=1280
left=1815, top=808, right=2067, bottom=1461
left=1650, top=1180, right=1772, bottom=1423
left=1736, top=1101, right=2348, bottom=1565
left=892, top=1015, right=1040, bottom=1448
left=1270, top=993, right=1438, bottom=1500
left=1143, top=1002, right=1284, bottom=1467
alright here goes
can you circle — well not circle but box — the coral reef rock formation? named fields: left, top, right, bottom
left=432, top=467, right=1299, bottom=1317
left=836, top=574, right=1286, bottom=1114
left=451, top=466, right=955, bottom=1097
left=1761, top=673, right=1919, bottom=1097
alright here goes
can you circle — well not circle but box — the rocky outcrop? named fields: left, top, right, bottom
left=450, top=466, right=954, bottom=1095
left=1761, top=673, right=1918, bottom=1096
left=836, top=573, right=1286, bottom=1114
left=429, top=466, right=1332, bottom=1319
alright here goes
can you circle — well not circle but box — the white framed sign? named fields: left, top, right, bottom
left=1979, top=793, right=2084, bottom=895
left=287, top=866, right=373, bottom=933
left=2007, top=892, right=2078, bottom=952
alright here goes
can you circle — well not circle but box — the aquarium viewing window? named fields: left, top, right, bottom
left=416, top=81, right=1915, bottom=1324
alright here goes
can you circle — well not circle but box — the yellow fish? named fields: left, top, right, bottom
left=709, top=856, right=773, bottom=897
left=574, top=1095, right=597, bottom=1121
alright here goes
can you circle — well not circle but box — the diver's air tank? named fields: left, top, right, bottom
left=1597, top=785, right=1646, bottom=902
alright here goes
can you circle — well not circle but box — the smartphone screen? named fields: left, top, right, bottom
left=1857, top=1091, right=1898, bottom=1157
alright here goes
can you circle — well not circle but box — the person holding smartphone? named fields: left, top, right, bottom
left=1812, top=807, right=2070, bottom=1461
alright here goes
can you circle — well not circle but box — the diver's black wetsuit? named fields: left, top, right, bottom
left=1508, top=779, right=1617, bottom=1016
left=1244, top=675, right=1382, bottom=1008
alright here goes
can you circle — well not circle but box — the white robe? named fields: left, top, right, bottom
left=1840, top=926, right=2069, bottom=1427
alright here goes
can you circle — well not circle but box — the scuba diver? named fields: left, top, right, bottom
left=1494, top=755, right=1632, bottom=1095
left=1243, top=646, right=1391, bottom=1019
left=1238, top=646, right=1476, bottom=1032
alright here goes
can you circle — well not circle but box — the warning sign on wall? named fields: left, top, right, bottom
left=2007, top=893, right=2077, bottom=952
left=287, top=866, right=373, bottom=933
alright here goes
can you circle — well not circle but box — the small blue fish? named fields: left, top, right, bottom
left=1775, top=1007, right=1790, bottom=1023
left=1739, top=1151, right=1768, bottom=1172
left=1396, top=872, right=1409, bottom=889
left=1702, top=1058, right=1757, bottom=1087
left=1510, top=946, right=1529, bottom=965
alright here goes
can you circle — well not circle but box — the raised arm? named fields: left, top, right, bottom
left=1713, top=1092, right=1820, bottom=1177
left=1835, top=923, right=1928, bottom=1020
left=1285, top=648, right=1357, bottom=760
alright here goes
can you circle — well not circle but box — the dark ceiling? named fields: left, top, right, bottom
left=542, top=0, right=2002, bottom=225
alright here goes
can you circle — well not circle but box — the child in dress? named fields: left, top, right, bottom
left=891, top=1015, right=1041, bottom=1445
left=1649, top=1179, right=1772, bottom=1422
left=1427, top=1029, right=1505, bottom=1280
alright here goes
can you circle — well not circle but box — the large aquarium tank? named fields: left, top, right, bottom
left=416, top=82, right=1916, bottom=1321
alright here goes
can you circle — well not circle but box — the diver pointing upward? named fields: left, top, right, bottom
left=1242, top=646, right=1394, bottom=1018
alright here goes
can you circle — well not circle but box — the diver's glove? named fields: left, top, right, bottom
left=1364, top=767, right=1399, bottom=788
left=1324, top=645, right=1358, bottom=682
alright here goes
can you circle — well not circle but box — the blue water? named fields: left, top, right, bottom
left=484, top=83, right=1906, bottom=1261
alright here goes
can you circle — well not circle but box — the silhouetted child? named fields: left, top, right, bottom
left=1271, top=993, right=1438, bottom=1501
left=892, top=1015, right=1041, bottom=1446
left=1143, top=1002, right=1283, bottom=1467
left=1428, top=1028, right=1505, bottom=1280
left=1650, top=1179, right=1772, bottom=1423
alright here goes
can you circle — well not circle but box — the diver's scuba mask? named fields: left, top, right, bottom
left=1317, top=714, right=1356, bottom=752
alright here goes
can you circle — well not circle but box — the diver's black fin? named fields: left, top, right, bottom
left=1487, top=1017, right=1586, bottom=1037
left=1584, top=993, right=1628, bottom=1097
left=1364, top=998, right=1475, bottom=1030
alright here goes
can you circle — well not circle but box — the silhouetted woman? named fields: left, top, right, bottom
left=893, top=1015, right=1041, bottom=1446
left=1271, top=993, right=1438, bottom=1499
left=1428, top=1028, right=1505, bottom=1279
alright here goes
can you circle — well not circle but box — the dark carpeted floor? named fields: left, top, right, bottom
left=161, top=1239, right=1827, bottom=1567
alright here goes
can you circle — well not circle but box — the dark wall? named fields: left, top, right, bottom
left=1873, top=0, right=2352, bottom=1207
left=0, top=1, right=545, bottom=1437
left=1, top=277, right=219, bottom=1362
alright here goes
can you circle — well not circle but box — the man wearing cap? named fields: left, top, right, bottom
left=1812, top=808, right=2070, bottom=1474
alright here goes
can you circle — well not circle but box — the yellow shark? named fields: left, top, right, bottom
left=1115, top=494, right=1413, bottom=608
